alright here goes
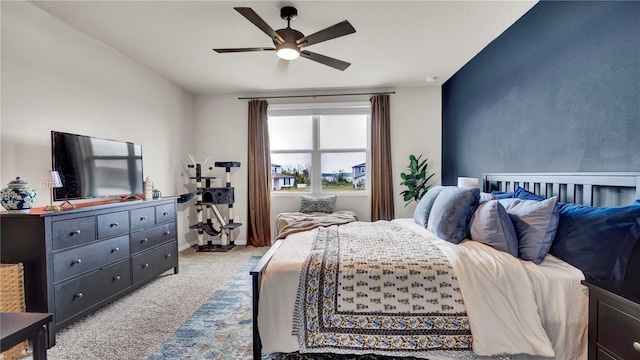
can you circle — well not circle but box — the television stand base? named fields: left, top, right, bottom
left=60, top=200, right=75, bottom=209
left=120, top=195, right=143, bottom=201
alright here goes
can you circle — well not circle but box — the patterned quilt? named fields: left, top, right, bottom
left=293, top=221, right=474, bottom=358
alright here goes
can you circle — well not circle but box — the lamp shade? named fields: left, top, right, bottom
left=457, top=177, right=479, bottom=188
left=40, top=171, right=62, bottom=188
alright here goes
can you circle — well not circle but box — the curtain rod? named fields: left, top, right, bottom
left=238, top=91, right=395, bottom=100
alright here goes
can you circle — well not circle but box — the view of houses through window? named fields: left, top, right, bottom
left=268, top=106, right=369, bottom=194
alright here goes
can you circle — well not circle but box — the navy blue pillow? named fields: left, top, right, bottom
left=491, top=190, right=514, bottom=199
left=515, top=187, right=640, bottom=280
left=514, top=187, right=545, bottom=201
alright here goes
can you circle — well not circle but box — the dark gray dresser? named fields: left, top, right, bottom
left=0, top=198, right=178, bottom=347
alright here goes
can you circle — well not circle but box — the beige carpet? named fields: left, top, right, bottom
left=41, top=245, right=268, bottom=360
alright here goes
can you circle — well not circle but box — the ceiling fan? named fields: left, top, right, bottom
left=213, top=6, right=356, bottom=74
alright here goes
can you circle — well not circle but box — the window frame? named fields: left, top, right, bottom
left=268, top=102, right=371, bottom=196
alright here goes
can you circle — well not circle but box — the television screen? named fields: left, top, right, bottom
left=52, top=131, right=143, bottom=200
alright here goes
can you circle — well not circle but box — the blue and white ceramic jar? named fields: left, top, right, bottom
left=0, top=177, right=38, bottom=212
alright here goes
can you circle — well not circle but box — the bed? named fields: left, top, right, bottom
left=251, top=172, right=640, bottom=360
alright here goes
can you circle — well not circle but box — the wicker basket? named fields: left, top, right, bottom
left=0, top=263, right=29, bottom=360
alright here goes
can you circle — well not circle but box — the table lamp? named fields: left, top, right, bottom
left=457, top=177, right=479, bottom=188
left=40, top=170, right=63, bottom=211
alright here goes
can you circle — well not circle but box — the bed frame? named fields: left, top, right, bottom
left=250, top=172, right=640, bottom=360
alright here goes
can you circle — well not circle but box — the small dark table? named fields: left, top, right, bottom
left=1, top=312, right=53, bottom=360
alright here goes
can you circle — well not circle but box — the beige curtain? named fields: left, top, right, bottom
left=247, top=99, right=272, bottom=247
left=370, top=95, right=395, bottom=221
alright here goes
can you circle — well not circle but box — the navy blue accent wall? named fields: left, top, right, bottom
left=441, top=1, right=640, bottom=186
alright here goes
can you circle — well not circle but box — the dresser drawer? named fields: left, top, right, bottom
left=130, top=206, right=155, bottom=231
left=52, top=216, right=96, bottom=250
left=97, top=211, right=129, bottom=239
left=53, top=235, right=129, bottom=282
left=129, top=222, right=176, bottom=254
left=155, top=203, right=175, bottom=224
left=54, top=259, right=130, bottom=324
left=597, top=300, right=640, bottom=360
left=596, top=348, right=616, bottom=360
left=131, top=241, right=177, bottom=285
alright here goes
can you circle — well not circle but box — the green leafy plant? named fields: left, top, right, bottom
left=400, top=154, right=435, bottom=206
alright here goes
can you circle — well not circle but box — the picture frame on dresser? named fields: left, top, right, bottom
left=0, top=197, right=179, bottom=347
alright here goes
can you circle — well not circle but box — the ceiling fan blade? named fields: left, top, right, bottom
left=297, top=20, right=356, bottom=47
left=234, top=7, right=285, bottom=44
left=300, top=50, right=351, bottom=71
left=213, top=47, right=275, bottom=53
left=275, top=59, right=290, bottom=76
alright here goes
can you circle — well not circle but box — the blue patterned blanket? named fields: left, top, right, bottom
left=293, top=221, right=474, bottom=358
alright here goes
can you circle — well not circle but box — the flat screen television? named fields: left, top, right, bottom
left=51, top=131, right=143, bottom=201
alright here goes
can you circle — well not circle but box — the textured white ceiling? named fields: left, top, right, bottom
left=29, top=1, right=538, bottom=95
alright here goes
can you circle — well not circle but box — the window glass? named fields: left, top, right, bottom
left=321, top=152, right=366, bottom=191
left=268, top=116, right=313, bottom=151
left=319, top=115, right=367, bottom=150
left=270, top=153, right=311, bottom=192
left=269, top=105, right=369, bottom=194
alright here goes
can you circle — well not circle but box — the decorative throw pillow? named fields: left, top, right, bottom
left=479, top=192, right=498, bottom=204
left=491, top=190, right=514, bottom=199
left=470, top=200, right=518, bottom=257
left=298, top=195, right=337, bottom=213
left=413, top=186, right=445, bottom=228
left=499, top=197, right=559, bottom=264
left=549, top=199, right=640, bottom=280
left=427, top=186, right=480, bottom=244
left=514, top=187, right=640, bottom=279
left=514, top=187, right=545, bottom=201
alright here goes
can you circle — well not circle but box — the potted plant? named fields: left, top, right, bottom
left=400, top=154, right=435, bottom=207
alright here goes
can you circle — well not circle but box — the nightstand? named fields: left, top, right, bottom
left=582, top=280, right=640, bottom=360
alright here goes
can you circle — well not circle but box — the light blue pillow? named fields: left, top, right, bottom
left=427, top=186, right=480, bottom=244
left=413, top=186, right=445, bottom=227
left=499, top=197, right=559, bottom=264
left=470, top=200, right=518, bottom=257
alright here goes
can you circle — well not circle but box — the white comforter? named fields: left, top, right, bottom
left=258, top=218, right=588, bottom=360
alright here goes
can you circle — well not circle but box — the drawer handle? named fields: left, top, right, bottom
left=140, top=216, right=148, bottom=221
left=112, top=247, right=120, bottom=253
left=113, top=275, right=121, bottom=281
left=166, top=253, right=171, bottom=258
left=72, top=259, right=82, bottom=265
left=143, top=263, right=149, bottom=268
left=111, top=222, right=119, bottom=227
left=634, top=341, right=640, bottom=352
left=141, top=238, right=148, bottom=243
left=74, top=292, right=83, bottom=299
left=163, top=212, right=169, bottom=216
left=164, top=231, right=170, bottom=236
left=70, top=229, right=81, bottom=236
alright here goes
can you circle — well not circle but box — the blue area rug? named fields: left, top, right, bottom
left=148, top=256, right=423, bottom=360
left=148, top=256, right=264, bottom=360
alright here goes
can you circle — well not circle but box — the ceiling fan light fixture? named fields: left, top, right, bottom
left=276, top=43, right=300, bottom=60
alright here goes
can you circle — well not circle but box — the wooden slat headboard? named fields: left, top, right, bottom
left=482, top=172, right=640, bottom=206
left=481, top=172, right=640, bottom=281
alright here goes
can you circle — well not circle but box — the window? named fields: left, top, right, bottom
left=268, top=103, right=370, bottom=194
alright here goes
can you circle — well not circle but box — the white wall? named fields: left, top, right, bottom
left=391, top=87, right=442, bottom=219
left=1, top=2, right=442, bottom=250
left=194, top=86, right=442, bottom=241
left=1, top=2, right=195, bottom=250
